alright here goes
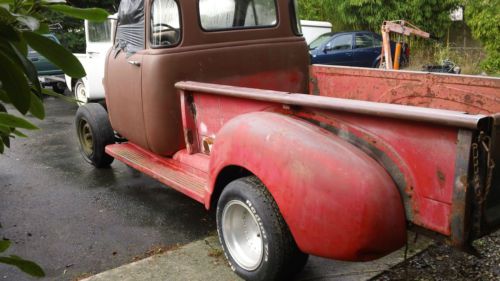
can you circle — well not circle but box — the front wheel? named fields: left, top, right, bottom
left=216, top=176, right=308, bottom=281
left=75, top=103, right=114, bottom=168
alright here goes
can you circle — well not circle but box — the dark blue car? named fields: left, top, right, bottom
left=309, top=31, right=408, bottom=68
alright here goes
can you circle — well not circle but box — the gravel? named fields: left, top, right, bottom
left=372, top=230, right=500, bottom=281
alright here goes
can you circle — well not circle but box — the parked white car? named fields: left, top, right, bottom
left=66, top=16, right=117, bottom=105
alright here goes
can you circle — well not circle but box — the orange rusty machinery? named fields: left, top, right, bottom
left=381, top=20, right=430, bottom=70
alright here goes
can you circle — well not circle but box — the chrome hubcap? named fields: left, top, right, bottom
left=75, top=83, right=87, bottom=105
left=222, top=200, right=263, bottom=271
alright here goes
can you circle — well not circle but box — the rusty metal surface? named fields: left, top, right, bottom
left=309, top=65, right=500, bottom=115
left=484, top=114, right=500, bottom=233
left=175, top=81, right=487, bottom=129
left=450, top=130, right=474, bottom=247
left=174, top=80, right=500, bottom=252
left=105, top=143, right=208, bottom=203
left=208, top=111, right=407, bottom=261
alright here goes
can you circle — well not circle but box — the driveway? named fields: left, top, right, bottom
left=0, top=98, right=216, bottom=281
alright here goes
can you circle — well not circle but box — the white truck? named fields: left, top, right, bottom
left=300, top=20, right=332, bottom=44
left=66, top=16, right=117, bottom=105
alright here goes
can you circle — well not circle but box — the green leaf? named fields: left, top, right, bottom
left=29, top=92, right=45, bottom=119
left=0, top=89, right=10, bottom=103
left=0, top=113, right=38, bottom=130
left=1, top=41, right=41, bottom=97
left=0, top=139, right=4, bottom=153
left=42, top=88, right=78, bottom=104
left=0, top=125, right=9, bottom=134
left=35, top=23, right=50, bottom=34
left=10, top=35, right=28, bottom=56
left=0, top=240, right=9, bottom=253
left=0, top=21, right=20, bottom=42
left=1, top=133, right=9, bottom=148
left=42, top=0, right=67, bottom=3
left=0, top=256, right=45, bottom=277
left=0, top=49, right=31, bottom=114
left=11, top=129, right=27, bottom=138
left=22, top=31, right=86, bottom=78
left=46, top=5, right=108, bottom=22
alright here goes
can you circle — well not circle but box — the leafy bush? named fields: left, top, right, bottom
left=0, top=0, right=108, bottom=277
left=464, top=0, right=500, bottom=74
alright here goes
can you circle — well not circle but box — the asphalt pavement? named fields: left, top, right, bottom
left=0, top=97, right=216, bottom=281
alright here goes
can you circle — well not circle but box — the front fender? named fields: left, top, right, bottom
left=208, top=112, right=406, bottom=261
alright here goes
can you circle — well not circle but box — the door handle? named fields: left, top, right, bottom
left=128, top=60, right=141, bottom=67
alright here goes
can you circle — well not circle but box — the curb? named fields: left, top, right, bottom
left=82, top=234, right=432, bottom=281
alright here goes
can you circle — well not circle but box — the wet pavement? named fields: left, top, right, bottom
left=0, top=97, right=216, bottom=281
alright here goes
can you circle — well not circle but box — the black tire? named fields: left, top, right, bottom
left=216, top=176, right=308, bottom=281
left=75, top=103, right=114, bottom=168
left=52, top=82, right=66, bottom=94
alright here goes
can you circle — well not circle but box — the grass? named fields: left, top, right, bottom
left=405, top=42, right=486, bottom=75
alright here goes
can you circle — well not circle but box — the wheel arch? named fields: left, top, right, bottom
left=209, top=165, right=253, bottom=210
left=207, top=112, right=407, bottom=261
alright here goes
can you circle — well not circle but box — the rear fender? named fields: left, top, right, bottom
left=208, top=112, right=406, bottom=261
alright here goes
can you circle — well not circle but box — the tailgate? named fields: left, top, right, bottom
left=483, top=114, right=500, bottom=234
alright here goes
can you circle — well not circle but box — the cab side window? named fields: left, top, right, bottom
left=151, top=0, right=181, bottom=47
left=115, top=0, right=145, bottom=55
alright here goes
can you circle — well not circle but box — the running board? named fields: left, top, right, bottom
left=105, top=143, right=208, bottom=203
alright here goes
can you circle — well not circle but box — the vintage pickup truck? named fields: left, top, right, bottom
left=75, top=0, right=500, bottom=280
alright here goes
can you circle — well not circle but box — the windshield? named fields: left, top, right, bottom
left=308, top=33, right=332, bottom=50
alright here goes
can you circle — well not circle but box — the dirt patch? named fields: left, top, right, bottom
left=131, top=244, right=183, bottom=262
left=372, top=231, right=500, bottom=280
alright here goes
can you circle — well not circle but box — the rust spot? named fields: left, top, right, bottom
left=437, top=170, right=446, bottom=186
left=459, top=175, right=468, bottom=187
left=202, top=137, right=214, bottom=154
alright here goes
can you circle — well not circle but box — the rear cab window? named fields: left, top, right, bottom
left=198, top=0, right=278, bottom=31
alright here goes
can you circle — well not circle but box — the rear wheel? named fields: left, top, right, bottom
left=75, top=103, right=114, bottom=168
left=216, top=176, right=308, bottom=281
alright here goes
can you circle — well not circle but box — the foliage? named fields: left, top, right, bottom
left=464, top=0, right=500, bottom=74
left=297, top=0, right=461, bottom=38
left=0, top=0, right=107, bottom=276
left=0, top=237, right=44, bottom=277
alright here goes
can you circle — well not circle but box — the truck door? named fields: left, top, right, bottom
left=104, top=0, right=148, bottom=149
left=315, top=34, right=354, bottom=66
left=85, top=19, right=115, bottom=99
